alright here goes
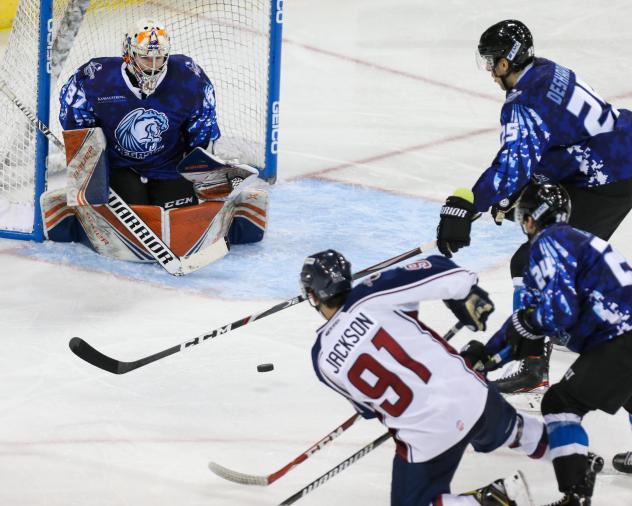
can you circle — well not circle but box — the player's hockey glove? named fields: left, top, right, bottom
left=437, top=188, right=477, bottom=258
left=444, top=285, right=495, bottom=331
left=485, top=309, right=545, bottom=368
left=460, top=340, right=489, bottom=372
left=490, top=192, right=520, bottom=225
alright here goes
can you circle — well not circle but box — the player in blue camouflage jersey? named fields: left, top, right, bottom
left=436, top=20, right=632, bottom=394
left=465, top=179, right=632, bottom=505
left=59, top=19, right=220, bottom=209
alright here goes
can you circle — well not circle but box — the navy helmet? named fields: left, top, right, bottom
left=300, top=249, right=352, bottom=305
left=478, top=20, right=534, bottom=72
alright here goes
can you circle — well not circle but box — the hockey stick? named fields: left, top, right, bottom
left=209, top=413, right=361, bottom=486
left=208, top=322, right=464, bottom=486
left=106, top=188, right=229, bottom=276
left=279, top=432, right=391, bottom=505
left=68, top=240, right=438, bottom=374
left=0, top=78, right=65, bottom=152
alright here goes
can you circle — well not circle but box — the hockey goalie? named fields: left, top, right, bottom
left=40, top=20, right=268, bottom=274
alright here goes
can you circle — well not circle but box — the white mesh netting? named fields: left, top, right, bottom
left=0, top=0, right=274, bottom=235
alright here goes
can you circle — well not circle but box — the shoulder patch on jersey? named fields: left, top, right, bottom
left=83, top=61, right=103, bottom=80
left=404, top=259, right=432, bottom=271
left=114, top=108, right=170, bottom=159
left=185, top=59, right=202, bottom=77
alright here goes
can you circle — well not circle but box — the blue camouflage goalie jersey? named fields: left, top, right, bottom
left=59, top=55, right=220, bottom=180
left=472, top=57, right=632, bottom=212
left=520, top=224, right=632, bottom=353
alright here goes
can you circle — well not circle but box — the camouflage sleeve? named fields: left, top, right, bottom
left=522, top=234, right=580, bottom=333
left=59, top=70, right=97, bottom=130
left=183, top=77, right=221, bottom=151
left=471, top=103, right=551, bottom=212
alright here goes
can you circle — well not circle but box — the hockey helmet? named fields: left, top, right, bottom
left=300, top=250, right=352, bottom=306
left=123, top=19, right=170, bottom=95
left=477, top=20, right=534, bottom=72
left=514, top=179, right=571, bottom=233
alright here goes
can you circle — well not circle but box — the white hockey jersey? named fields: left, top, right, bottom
left=311, top=255, right=489, bottom=462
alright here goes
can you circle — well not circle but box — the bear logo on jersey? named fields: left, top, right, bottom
left=114, top=108, right=169, bottom=159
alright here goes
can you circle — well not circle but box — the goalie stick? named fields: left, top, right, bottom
left=208, top=323, right=464, bottom=487
left=68, top=240, right=438, bottom=374
left=279, top=432, right=391, bottom=505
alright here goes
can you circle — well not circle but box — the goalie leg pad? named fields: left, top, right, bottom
left=63, top=128, right=109, bottom=206
left=41, top=188, right=85, bottom=243
left=227, top=188, right=268, bottom=244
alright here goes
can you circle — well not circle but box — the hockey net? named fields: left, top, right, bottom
left=0, top=0, right=281, bottom=238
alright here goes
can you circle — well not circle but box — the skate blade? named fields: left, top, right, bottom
left=502, top=391, right=544, bottom=412
left=504, top=470, right=534, bottom=506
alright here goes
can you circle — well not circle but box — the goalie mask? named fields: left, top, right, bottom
left=123, top=19, right=170, bottom=96
left=300, top=250, right=352, bottom=307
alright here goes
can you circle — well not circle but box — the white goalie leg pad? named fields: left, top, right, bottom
left=74, top=204, right=158, bottom=263
left=228, top=188, right=268, bottom=244
left=63, top=128, right=109, bottom=206
left=41, top=188, right=78, bottom=241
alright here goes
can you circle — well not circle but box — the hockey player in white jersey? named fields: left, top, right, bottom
left=300, top=251, right=549, bottom=506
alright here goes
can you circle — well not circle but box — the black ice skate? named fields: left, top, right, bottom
left=463, top=470, right=533, bottom=506
left=542, top=453, right=603, bottom=506
left=612, top=451, right=632, bottom=473
left=493, top=340, right=552, bottom=394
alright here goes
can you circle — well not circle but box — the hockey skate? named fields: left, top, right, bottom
left=464, top=470, right=534, bottom=506
left=492, top=341, right=552, bottom=411
left=542, top=453, right=603, bottom=506
left=612, top=451, right=632, bottom=474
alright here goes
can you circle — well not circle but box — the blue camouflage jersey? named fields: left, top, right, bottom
left=59, top=55, right=220, bottom=180
left=472, top=57, right=632, bottom=212
left=518, top=224, right=632, bottom=353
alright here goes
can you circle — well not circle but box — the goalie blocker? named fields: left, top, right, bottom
left=41, top=129, right=268, bottom=266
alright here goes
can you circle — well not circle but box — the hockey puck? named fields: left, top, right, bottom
left=257, top=363, right=274, bottom=373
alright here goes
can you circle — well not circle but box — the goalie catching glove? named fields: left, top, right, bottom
left=436, top=188, right=477, bottom=258
left=444, top=284, right=494, bottom=332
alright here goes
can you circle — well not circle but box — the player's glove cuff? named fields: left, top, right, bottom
left=506, top=309, right=546, bottom=359
left=510, top=310, right=542, bottom=340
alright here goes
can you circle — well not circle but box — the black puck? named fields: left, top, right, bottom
left=257, top=363, right=274, bottom=373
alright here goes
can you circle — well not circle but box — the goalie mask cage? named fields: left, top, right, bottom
left=0, top=0, right=283, bottom=241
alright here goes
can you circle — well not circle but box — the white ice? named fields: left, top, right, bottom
left=1, top=1, right=632, bottom=504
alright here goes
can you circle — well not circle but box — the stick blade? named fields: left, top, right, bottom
left=208, top=461, right=269, bottom=486
left=69, top=337, right=128, bottom=374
